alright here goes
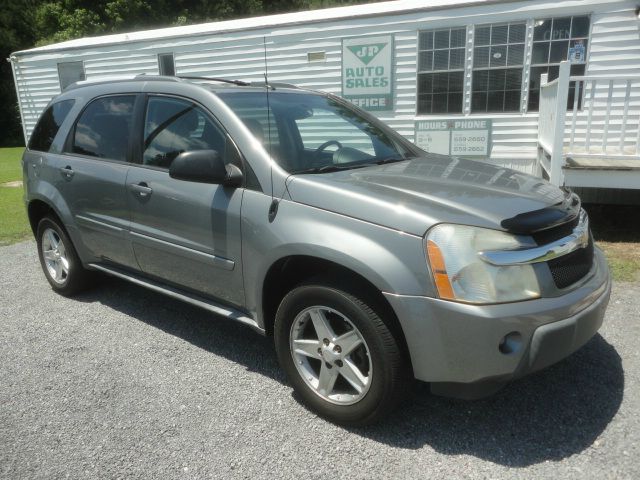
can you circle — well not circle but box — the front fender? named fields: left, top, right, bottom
left=241, top=191, right=434, bottom=328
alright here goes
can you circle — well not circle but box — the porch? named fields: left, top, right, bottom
left=537, top=61, right=640, bottom=189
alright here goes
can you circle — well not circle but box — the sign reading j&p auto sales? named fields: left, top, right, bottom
left=342, top=35, right=393, bottom=111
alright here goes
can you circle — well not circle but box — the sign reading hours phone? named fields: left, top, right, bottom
left=415, top=119, right=492, bottom=157
left=342, top=35, right=394, bottom=111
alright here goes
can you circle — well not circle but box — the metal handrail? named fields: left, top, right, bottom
left=569, top=75, right=640, bottom=81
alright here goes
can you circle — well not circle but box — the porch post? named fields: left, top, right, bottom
left=549, top=61, right=570, bottom=186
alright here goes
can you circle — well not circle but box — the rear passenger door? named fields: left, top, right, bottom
left=126, top=95, right=245, bottom=306
left=57, top=94, right=139, bottom=269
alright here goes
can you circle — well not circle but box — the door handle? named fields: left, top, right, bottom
left=129, top=182, right=153, bottom=198
left=59, top=166, right=74, bottom=179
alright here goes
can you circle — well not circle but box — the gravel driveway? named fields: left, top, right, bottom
left=1, top=240, right=638, bottom=479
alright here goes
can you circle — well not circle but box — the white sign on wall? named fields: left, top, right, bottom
left=342, top=35, right=394, bottom=111
left=415, top=119, right=492, bottom=157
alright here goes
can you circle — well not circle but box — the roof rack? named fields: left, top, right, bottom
left=134, top=74, right=182, bottom=82
left=176, top=76, right=250, bottom=86
left=64, top=74, right=182, bottom=91
left=248, top=81, right=299, bottom=89
left=63, top=74, right=300, bottom=92
left=176, top=76, right=299, bottom=89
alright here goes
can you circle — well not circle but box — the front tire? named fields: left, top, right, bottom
left=274, top=281, right=407, bottom=426
left=36, top=215, right=92, bottom=296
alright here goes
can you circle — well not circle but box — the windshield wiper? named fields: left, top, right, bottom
left=294, top=164, right=368, bottom=175
left=372, top=156, right=411, bottom=165
left=294, top=156, right=413, bottom=175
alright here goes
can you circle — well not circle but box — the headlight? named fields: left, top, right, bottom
left=426, top=224, right=541, bottom=304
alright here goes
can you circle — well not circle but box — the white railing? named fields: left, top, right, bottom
left=537, top=60, right=640, bottom=186
left=568, top=75, right=640, bottom=157
left=538, top=61, right=570, bottom=185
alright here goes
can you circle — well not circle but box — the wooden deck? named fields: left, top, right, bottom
left=562, top=156, right=640, bottom=189
left=565, top=157, right=640, bottom=170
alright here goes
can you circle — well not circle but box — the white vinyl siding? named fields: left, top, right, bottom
left=10, top=0, right=640, bottom=176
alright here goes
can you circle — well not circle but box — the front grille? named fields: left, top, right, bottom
left=531, top=215, right=580, bottom=245
left=547, top=237, right=594, bottom=289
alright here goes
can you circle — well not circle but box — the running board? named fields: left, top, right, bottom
left=88, top=263, right=264, bottom=334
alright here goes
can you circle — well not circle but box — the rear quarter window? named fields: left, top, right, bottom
left=28, top=100, right=75, bottom=152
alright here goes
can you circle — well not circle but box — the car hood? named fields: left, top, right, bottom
left=286, top=156, right=578, bottom=237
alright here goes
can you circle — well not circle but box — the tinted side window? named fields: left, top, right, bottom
left=143, top=96, right=226, bottom=169
left=71, top=95, right=135, bottom=161
left=28, top=100, right=75, bottom=152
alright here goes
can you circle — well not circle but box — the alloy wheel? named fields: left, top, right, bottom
left=41, top=227, right=69, bottom=284
left=289, top=306, right=372, bottom=405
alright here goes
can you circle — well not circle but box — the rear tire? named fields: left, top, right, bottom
left=274, top=280, right=407, bottom=426
left=36, top=215, right=93, bottom=296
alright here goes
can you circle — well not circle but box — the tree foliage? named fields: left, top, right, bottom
left=1, top=0, right=370, bottom=146
left=31, top=0, right=364, bottom=46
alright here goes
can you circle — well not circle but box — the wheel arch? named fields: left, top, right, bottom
left=26, top=190, right=89, bottom=264
left=27, top=198, right=60, bottom=235
left=26, top=181, right=75, bottom=235
left=260, top=254, right=414, bottom=375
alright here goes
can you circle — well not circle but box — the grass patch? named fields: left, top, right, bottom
left=0, top=187, right=31, bottom=246
left=598, top=242, right=640, bottom=282
left=0, top=147, right=31, bottom=246
left=585, top=204, right=640, bottom=282
left=0, top=147, right=25, bottom=184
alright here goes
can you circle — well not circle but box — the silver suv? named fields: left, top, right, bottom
left=23, top=76, right=610, bottom=425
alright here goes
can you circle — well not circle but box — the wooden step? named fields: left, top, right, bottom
left=564, top=157, right=640, bottom=170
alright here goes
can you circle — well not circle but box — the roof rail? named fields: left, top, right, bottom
left=134, top=74, right=181, bottom=82
left=177, top=76, right=300, bottom=89
left=177, top=76, right=250, bottom=86
left=63, top=74, right=300, bottom=92
left=248, top=81, right=299, bottom=89
left=63, top=74, right=137, bottom=91
left=63, top=73, right=182, bottom=91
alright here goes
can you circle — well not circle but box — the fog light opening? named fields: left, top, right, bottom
left=499, top=332, right=522, bottom=355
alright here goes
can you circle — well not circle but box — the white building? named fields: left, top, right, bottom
left=10, top=0, right=640, bottom=192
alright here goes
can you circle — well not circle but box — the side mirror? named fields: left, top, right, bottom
left=169, top=150, right=243, bottom=187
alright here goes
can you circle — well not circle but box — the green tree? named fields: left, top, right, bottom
left=2, top=0, right=376, bottom=146
left=34, top=2, right=104, bottom=45
left=1, top=0, right=40, bottom=146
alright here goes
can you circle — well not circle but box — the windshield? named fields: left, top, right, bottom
left=216, top=91, right=415, bottom=174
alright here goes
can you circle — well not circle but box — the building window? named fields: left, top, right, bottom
left=417, top=27, right=466, bottom=114
left=57, top=61, right=85, bottom=90
left=307, top=51, right=326, bottom=62
left=158, top=53, right=175, bottom=76
left=528, top=16, right=590, bottom=110
left=471, top=22, right=526, bottom=113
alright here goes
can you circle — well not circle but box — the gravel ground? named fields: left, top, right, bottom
left=1, top=240, right=638, bottom=479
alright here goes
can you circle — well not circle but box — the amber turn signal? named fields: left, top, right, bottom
left=426, top=239, right=456, bottom=300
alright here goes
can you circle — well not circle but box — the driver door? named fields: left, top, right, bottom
left=127, top=94, right=245, bottom=306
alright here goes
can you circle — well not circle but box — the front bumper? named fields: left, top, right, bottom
left=383, top=246, right=611, bottom=398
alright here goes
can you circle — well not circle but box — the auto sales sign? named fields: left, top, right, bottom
left=342, top=35, right=393, bottom=111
